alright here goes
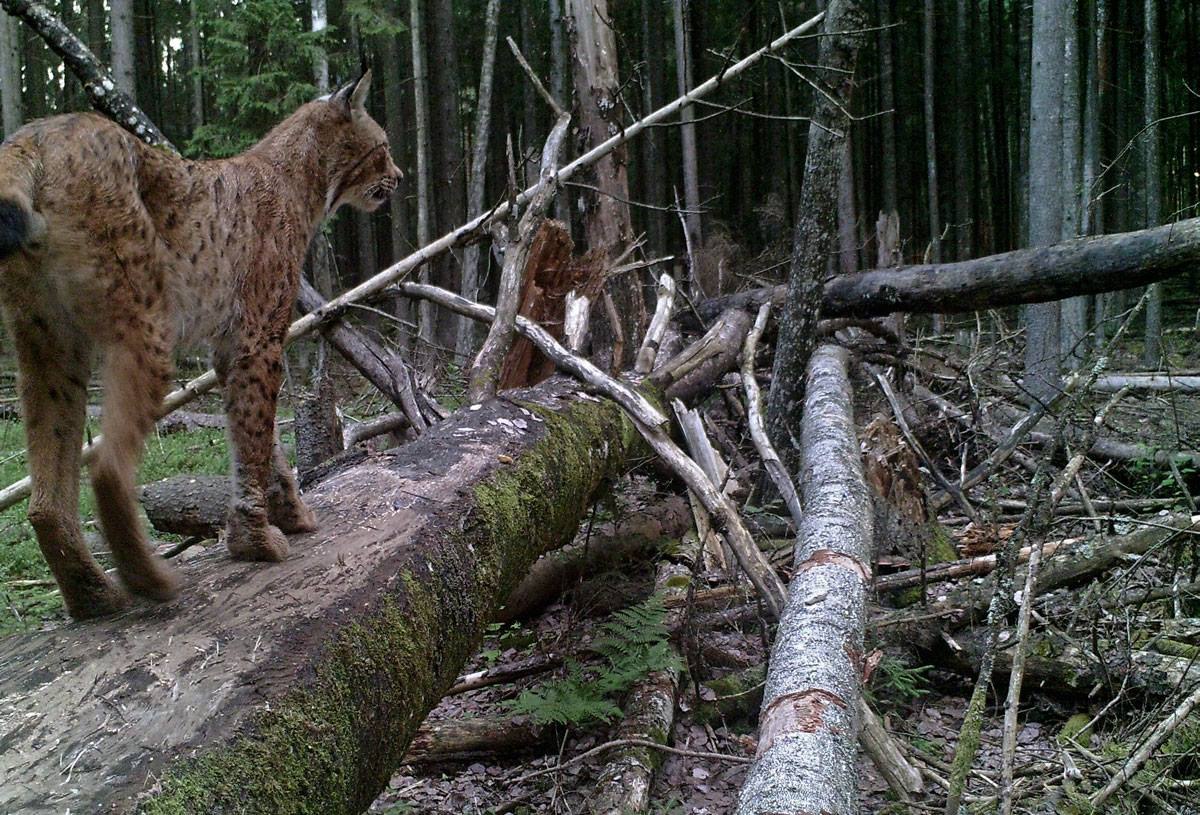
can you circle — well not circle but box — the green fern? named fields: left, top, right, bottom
left=506, top=594, right=681, bottom=728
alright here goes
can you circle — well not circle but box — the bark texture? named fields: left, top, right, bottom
left=737, top=345, right=873, bottom=815
left=694, top=217, right=1200, bottom=322
left=567, top=0, right=645, bottom=366
left=0, top=378, right=638, bottom=814
left=764, top=0, right=868, bottom=473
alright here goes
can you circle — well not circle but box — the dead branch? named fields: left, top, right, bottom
left=467, top=113, right=571, bottom=403
left=400, top=280, right=788, bottom=619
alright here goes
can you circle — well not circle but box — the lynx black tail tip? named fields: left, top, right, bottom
left=0, top=199, right=29, bottom=261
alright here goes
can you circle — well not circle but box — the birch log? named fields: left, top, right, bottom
left=737, top=345, right=873, bottom=815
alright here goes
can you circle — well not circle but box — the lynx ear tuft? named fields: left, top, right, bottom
left=333, top=70, right=372, bottom=114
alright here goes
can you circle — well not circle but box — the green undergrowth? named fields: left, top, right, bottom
left=506, top=593, right=681, bottom=728
left=0, top=418, right=233, bottom=637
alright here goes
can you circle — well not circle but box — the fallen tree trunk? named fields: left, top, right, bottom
left=737, top=345, right=873, bottom=815
left=694, top=218, right=1200, bottom=323
left=1091, top=373, right=1200, bottom=393
left=0, top=377, right=639, bottom=814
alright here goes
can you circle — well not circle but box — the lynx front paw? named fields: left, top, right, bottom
left=224, top=510, right=290, bottom=562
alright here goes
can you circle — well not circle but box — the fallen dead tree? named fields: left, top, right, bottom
left=0, top=377, right=639, bottom=814
left=737, top=346, right=873, bottom=815
left=694, top=217, right=1200, bottom=323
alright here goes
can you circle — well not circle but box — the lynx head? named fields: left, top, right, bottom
left=322, top=71, right=402, bottom=214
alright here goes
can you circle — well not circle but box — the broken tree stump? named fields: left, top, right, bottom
left=0, top=377, right=639, bottom=814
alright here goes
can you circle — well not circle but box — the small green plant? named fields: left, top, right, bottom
left=506, top=594, right=681, bottom=728
left=870, top=655, right=932, bottom=703
left=1127, top=454, right=1196, bottom=499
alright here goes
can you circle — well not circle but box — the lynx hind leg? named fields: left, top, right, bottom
left=10, top=319, right=129, bottom=619
left=220, top=342, right=290, bottom=562
left=266, top=434, right=318, bottom=534
left=91, top=329, right=180, bottom=602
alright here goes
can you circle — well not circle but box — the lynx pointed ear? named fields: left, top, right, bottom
left=332, top=70, right=371, bottom=113
left=348, top=70, right=372, bottom=112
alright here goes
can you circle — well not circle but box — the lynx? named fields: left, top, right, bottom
left=0, top=72, right=400, bottom=620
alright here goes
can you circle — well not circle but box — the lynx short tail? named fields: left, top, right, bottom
left=0, top=143, right=46, bottom=261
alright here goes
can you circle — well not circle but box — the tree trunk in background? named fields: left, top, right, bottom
left=109, top=0, right=134, bottom=98
left=1017, top=0, right=1031, bottom=246
left=310, top=0, right=329, bottom=92
left=877, top=0, right=898, bottom=216
left=838, top=138, right=858, bottom=275
left=954, top=0, right=974, bottom=259
left=348, top=19, right=379, bottom=290
left=457, top=0, right=502, bottom=362
left=187, top=0, right=204, bottom=132
left=132, top=0, right=159, bottom=124
left=640, top=0, right=668, bottom=258
left=410, top=0, right=435, bottom=349
left=518, top=0, right=539, bottom=187
left=922, top=0, right=942, bottom=267
left=673, top=0, right=703, bottom=274
left=1025, top=0, right=1066, bottom=401
left=0, top=8, right=22, bottom=137
left=1087, top=0, right=1110, bottom=347
left=17, top=23, right=39, bottom=118
left=1060, top=0, right=1087, bottom=367
left=1142, top=0, right=1162, bottom=368
left=381, top=29, right=411, bottom=262
left=85, top=0, right=104, bottom=57
left=922, top=0, right=943, bottom=333
left=547, top=0, right=570, bottom=227
left=567, top=0, right=645, bottom=369
left=766, top=0, right=868, bottom=475
left=427, top=0, right=467, bottom=351
left=381, top=27, right=413, bottom=345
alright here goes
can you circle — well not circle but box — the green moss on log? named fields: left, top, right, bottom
left=896, top=522, right=958, bottom=607
left=141, top=394, right=638, bottom=815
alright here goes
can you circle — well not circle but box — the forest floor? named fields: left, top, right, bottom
left=368, top=317, right=1200, bottom=814
left=1, top=316, right=1198, bottom=813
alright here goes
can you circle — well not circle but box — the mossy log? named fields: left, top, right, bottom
left=0, top=377, right=639, bottom=815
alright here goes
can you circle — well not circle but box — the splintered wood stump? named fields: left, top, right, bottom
left=0, top=378, right=638, bottom=814
left=498, top=221, right=605, bottom=391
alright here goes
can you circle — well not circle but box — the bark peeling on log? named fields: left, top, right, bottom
left=0, top=378, right=638, bottom=815
left=737, top=345, right=872, bottom=815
